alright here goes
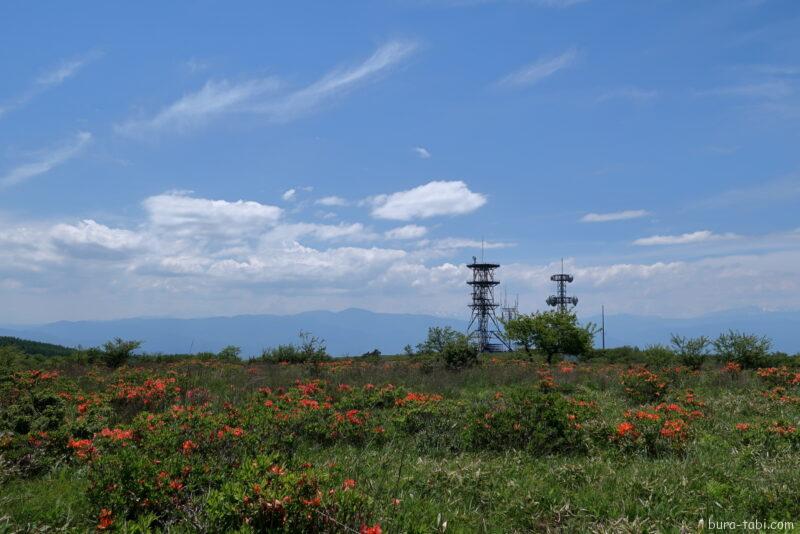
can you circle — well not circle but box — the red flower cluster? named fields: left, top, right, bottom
left=97, top=427, right=135, bottom=443
left=97, top=508, right=113, bottom=530
left=659, top=419, right=687, bottom=440
left=114, top=376, right=179, bottom=405
left=723, top=361, right=742, bottom=373
left=394, top=392, right=443, bottom=406
left=68, top=438, right=96, bottom=459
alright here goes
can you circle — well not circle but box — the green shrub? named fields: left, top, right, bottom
left=713, top=331, right=771, bottom=369
left=440, top=337, right=479, bottom=369
left=260, top=331, right=330, bottom=363
left=205, top=455, right=374, bottom=532
left=670, top=335, right=709, bottom=370
left=101, top=338, right=141, bottom=368
left=463, top=388, right=581, bottom=454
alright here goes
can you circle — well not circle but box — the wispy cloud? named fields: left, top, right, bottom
left=0, top=132, right=92, bottom=188
left=117, top=40, right=418, bottom=136
left=0, top=52, right=101, bottom=119
left=698, top=175, right=800, bottom=208
left=696, top=81, right=793, bottom=100
left=256, top=40, right=419, bottom=121
left=633, top=230, right=739, bottom=246
left=496, top=47, right=578, bottom=88
left=581, top=209, right=649, bottom=223
left=413, top=146, right=431, bottom=159
left=116, top=78, right=281, bottom=136
left=596, top=87, right=659, bottom=103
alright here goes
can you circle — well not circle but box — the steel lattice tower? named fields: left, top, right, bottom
left=467, top=256, right=511, bottom=352
left=546, top=259, right=578, bottom=313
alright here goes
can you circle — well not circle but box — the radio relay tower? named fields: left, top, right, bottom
left=467, top=256, right=511, bottom=352
left=546, top=259, right=578, bottom=313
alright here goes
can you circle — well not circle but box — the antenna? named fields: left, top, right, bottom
left=467, top=255, right=511, bottom=352
left=546, top=259, right=578, bottom=313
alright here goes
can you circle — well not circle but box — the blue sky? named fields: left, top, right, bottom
left=1, top=0, right=799, bottom=323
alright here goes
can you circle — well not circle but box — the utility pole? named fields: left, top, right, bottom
left=601, top=305, right=605, bottom=350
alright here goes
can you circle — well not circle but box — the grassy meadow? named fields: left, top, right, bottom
left=1, top=347, right=799, bottom=533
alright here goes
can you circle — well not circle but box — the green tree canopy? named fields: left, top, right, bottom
left=503, top=311, right=595, bottom=363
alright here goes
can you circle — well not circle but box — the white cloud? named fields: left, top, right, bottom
left=370, top=180, right=487, bottom=220
left=256, top=40, right=419, bottom=121
left=50, top=220, right=143, bottom=258
left=633, top=230, right=739, bottom=246
left=142, top=192, right=282, bottom=236
left=0, top=132, right=92, bottom=188
left=425, top=238, right=514, bottom=250
left=581, top=209, right=649, bottom=223
left=316, top=196, right=349, bottom=207
left=117, top=40, right=418, bottom=136
left=282, top=188, right=297, bottom=202
left=413, top=146, right=431, bottom=158
left=263, top=222, right=377, bottom=243
left=385, top=224, right=428, bottom=240
left=496, top=47, right=578, bottom=88
left=0, top=52, right=101, bottom=119
left=116, top=78, right=281, bottom=136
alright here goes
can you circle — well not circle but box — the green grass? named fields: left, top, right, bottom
left=1, top=355, right=799, bottom=532
left=0, top=468, right=90, bottom=531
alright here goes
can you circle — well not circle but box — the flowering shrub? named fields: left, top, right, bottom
left=205, top=455, right=375, bottom=532
left=612, top=403, right=693, bottom=456
left=464, top=387, right=583, bottom=453
left=620, top=367, right=668, bottom=404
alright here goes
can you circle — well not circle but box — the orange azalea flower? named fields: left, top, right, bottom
left=660, top=419, right=687, bottom=439
left=342, top=479, right=356, bottom=491
left=735, top=423, right=750, bottom=431
left=181, top=440, right=197, bottom=454
left=616, top=422, right=636, bottom=437
left=97, top=508, right=113, bottom=530
left=360, top=523, right=382, bottom=534
left=270, top=465, right=286, bottom=476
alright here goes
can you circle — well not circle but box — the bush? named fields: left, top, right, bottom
left=670, top=335, right=710, bottom=370
left=713, top=331, right=772, bottom=369
left=217, top=345, right=241, bottom=360
left=101, top=338, right=141, bottom=368
left=260, top=331, right=330, bottom=363
left=440, top=337, right=478, bottom=369
left=464, top=388, right=582, bottom=454
left=620, top=368, right=668, bottom=404
left=205, top=455, right=374, bottom=532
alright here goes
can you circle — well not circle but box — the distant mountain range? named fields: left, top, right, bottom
left=0, top=309, right=468, bottom=357
left=1, top=307, right=798, bottom=356
left=584, top=307, right=800, bottom=354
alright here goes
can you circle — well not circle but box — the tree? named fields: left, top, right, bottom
left=670, top=334, right=709, bottom=370
left=217, top=345, right=242, bottom=360
left=504, top=311, right=594, bottom=364
left=416, top=326, right=462, bottom=355
left=101, top=338, right=141, bottom=367
left=502, top=315, right=537, bottom=355
left=713, top=330, right=771, bottom=369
